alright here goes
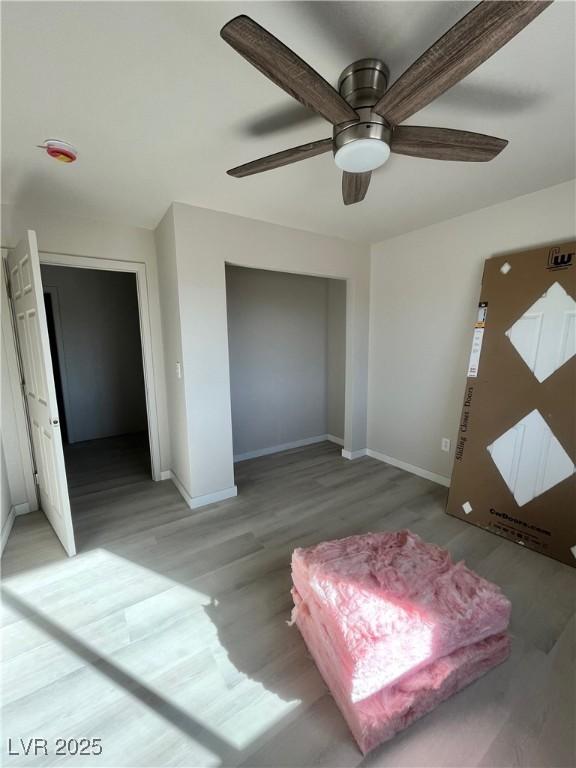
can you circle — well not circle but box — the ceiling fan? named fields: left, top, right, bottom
left=221, top=1, right=551, bottom=205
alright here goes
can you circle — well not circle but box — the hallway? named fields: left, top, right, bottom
left=64, top=433, right=151, bottom=500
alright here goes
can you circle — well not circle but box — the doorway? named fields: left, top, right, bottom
left=38, top=251, right=162, bottom=488
left=41, top=264, right=150, bottom=498
left=5, top=234, right=163, bottom=556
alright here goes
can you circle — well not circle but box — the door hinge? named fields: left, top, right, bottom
left=33, top=472, right=39, bottom=485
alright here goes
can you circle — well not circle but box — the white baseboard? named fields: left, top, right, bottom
left=159, top=470, right=172, bottom=481
left=165, top=470, right=238, bottom=510
left=366, top=448, right=451, bottom=487
left=1, top=501, right=32, bottom=554
left=342, top=448, right=368, bottom=460
left=188, top=484, right=237, bottom=509
left=234, top=434, right=336, bottom=463
left=327, top=434, right=344, bottom=447
left=1, top=507, right=16, bottom=554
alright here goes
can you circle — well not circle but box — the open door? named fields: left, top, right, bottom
left=7, top=231, right=76, bottom=556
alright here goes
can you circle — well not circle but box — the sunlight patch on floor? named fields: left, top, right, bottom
left=2, top=548, right=303, bottom=763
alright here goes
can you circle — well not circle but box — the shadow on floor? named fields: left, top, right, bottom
left=5, top=441, right=507, bottom=767
left=1, top=588, right=239, bottom=764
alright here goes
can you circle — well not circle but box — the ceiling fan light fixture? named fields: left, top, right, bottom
left=221, top=2, right=552, bottom=204
left=334, top=138, right=390, bottom=173
left=333, top=107, right=392, bottom=174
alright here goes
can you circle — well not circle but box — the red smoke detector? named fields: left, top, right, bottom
left=38, top=139, right=78, bottom=163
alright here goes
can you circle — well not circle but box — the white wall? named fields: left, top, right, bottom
left=327, top=279, right=346, bottom=440
left=1, top=204, right=170, bottom=472
left=7, top=180, right=571, bottom=520
left=154, top=207, right=191, bottom=490
left=1, top=330, right=32, bottom=509
left=157, top=203, right=369, bottom=506
left=1, top=445, right=13, bottom=550
left=368, top=181, right=576, bottom=483
left=41, top=264, right=148, bottom=443
left=226, top=265, right=345, bottom=458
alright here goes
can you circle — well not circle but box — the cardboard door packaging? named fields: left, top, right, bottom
left=446, top=241, right=575, bottom=567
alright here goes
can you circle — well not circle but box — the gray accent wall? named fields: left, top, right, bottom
left=226, top=265, right=346, bottom=458
left=40, top=264, right=148, bottom=443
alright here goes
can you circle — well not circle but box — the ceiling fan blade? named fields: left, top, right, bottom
left=391, top=126, right=508, bottom=161
left=221, top=16, right=359, bottom=125
left=374, top=1, right=552, bottom=125
left=227, top=138, right=333, bottom=178
left=342, top=171, right=371, bottom=205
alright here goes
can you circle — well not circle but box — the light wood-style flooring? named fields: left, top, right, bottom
left=2, top=437, right=575, bottom=767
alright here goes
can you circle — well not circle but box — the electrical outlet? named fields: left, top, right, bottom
left=441, top=438, right=451, bottom=452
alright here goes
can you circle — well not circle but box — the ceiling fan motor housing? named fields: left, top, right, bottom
left=334, top=59, right=392, bottom=172
left=338, top=58, right=389, bottom=109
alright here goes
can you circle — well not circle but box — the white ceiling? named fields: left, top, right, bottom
left=2, top=1, right=575, bottom=243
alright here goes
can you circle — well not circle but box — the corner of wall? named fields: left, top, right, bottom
left=154, top=203, right=192, bottom=494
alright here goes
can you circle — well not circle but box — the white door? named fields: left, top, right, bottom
left=7, top=231, right=76, bottom=556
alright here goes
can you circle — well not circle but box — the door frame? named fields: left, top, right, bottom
left=38, top=252, right=162, bottom=481
left=42, top=284, right=73, bottom=443
left=1, top=252, right=39, bottom=516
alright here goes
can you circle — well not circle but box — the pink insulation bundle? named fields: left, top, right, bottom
left=292, top=530, right=510, bottom=700
left=291, top=530, right=511, bottom=754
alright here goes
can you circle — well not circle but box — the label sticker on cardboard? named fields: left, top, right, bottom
left=467, top=302, right=488, bottom=377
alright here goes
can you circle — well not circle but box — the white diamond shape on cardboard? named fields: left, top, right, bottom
left=505, top=281, right=575, bottom=382
left=487, top=409, right=575, bottom=507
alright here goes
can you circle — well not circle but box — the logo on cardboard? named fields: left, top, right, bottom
left=547, top=247, right=574, bottom=271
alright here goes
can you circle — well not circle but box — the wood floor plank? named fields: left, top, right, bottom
left=1, top=435, right=574, bottom=767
